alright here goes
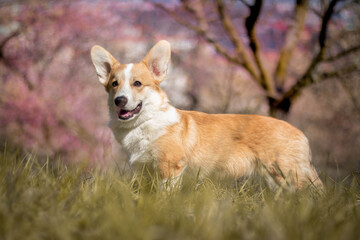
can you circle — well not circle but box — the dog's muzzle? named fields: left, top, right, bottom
left=117, top=102, right=142, bottom=120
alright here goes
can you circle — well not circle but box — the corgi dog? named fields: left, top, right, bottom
left=91, top=40, right=322, bottom=189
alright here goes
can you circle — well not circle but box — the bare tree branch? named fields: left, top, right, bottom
left=244, top=0, right=276, bottom=96
left=310, top=6, right=322, bottom=18
left=280, top=0, right=340, bottom=102
left=275, top=0, right=309, bottom=91
left=181, top=0, right=209, bottom=31
left=324, top=45, right=360, bottom=62
left=0, top=30, right=21, bottom=51
left=319, top=0, right=339, bottom=50
left=239, top=0, right=251, bottom=8
left=0, top=29, right=34, bottom=90
left=153, top=2, right=243, bottom=66
left=152, top=0, right=357, bottom=116
left=214, top=0, right=260, bottom=84
left=316, top=64, right=358, bottom=80
left=333, top=0, right=356, bottom=15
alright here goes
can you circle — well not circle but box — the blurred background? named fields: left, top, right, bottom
left=0, top=0, right=359, bottom=178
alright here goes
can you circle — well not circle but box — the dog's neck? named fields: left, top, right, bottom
left=108, top=101, right=180, bottom=165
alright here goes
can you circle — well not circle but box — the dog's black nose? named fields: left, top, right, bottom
left=114, top=96, right=128, bottom=108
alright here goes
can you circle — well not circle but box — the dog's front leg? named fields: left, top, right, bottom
left=157, top=157, right=187, bottom=191
left=160, top=174, right=183, bottom=191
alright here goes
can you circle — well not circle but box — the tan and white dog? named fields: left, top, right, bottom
left=91, top=40, right=322, bottom=189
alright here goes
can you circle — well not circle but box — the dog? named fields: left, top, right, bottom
left=90, top=40, right=322, bottom=189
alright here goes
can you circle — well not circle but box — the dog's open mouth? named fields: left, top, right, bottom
left=118, top=102, right=142, bottom=120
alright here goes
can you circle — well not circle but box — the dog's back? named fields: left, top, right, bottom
left=154, top=110, right=322, bottom=188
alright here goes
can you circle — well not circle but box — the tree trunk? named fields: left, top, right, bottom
left=268, top=96, right=292, bottom=119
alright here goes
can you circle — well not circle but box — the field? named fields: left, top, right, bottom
left=1, top=149, right=359, bottom=240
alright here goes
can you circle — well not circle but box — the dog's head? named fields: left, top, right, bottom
left=91, top=40, right=171, bottom=128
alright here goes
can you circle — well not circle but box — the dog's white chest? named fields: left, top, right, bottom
left=120, top=124, right=164, bottom=164
left=110, top=106, right=180, bottom=165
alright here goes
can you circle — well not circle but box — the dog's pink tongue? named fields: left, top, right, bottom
left=119, top=110, right=133, bottom=118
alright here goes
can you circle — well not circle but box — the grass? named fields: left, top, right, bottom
left=0, top=149, right=359, bottom=240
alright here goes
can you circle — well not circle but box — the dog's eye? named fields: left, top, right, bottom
left=133, top=81, right=142, bottom=87
left=112, top=81, right=118, bottom=87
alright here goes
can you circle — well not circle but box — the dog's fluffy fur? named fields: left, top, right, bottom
left=91, top=40, right=322, bottom=188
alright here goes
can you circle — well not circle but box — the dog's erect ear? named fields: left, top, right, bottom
left=142, top=40, right=171, bottom=82
left=91, top=45, right=117, bottom=86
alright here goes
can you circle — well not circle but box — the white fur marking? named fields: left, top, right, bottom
left=124, top=63, right=133, bottom=83
left=116, top=64, right=134, bottom=107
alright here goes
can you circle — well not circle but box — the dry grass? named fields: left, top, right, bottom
left=0, top=148, right=359, bottom=240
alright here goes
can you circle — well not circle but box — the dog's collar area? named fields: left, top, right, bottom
left=118, top=102, right=142, bottom=120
